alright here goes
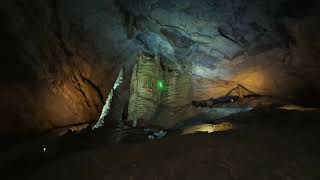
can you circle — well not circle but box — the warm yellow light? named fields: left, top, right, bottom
left=182, top=122, right=235, bottom=135
left=232, top=69, right=267, bottom=94
left=279, top=104, right=319, bottom=112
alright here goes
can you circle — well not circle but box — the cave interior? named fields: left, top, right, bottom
left=1, top=0, right=320, bottom=179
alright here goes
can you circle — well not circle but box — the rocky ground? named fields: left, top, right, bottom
left=1, top=106, right=320, bottom=180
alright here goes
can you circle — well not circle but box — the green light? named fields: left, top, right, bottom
left=156, top=80, right=165, bottom=91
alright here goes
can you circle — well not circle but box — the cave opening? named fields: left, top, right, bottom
left=1, top=0, right=320, bottom=179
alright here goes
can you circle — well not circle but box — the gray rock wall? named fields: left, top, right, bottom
left=116, top=0, right=320, bottom=103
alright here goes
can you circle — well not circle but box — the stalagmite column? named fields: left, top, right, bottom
left=161, top=64, right=192, bottom=107
left=127, top=53, right=162, bottom=124
left=127, top=52, right=192, bottom=127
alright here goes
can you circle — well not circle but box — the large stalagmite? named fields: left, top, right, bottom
left=128, top=53, right=162, bottom=125
left=128, top=53, right=192, bottom=127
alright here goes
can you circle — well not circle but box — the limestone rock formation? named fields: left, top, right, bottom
left=117, top=0, right=320, bottom=104
left=128, top=53, right=162, bottom=124
left=127, top=53, right=192, bottom=127
left=1, top=0, right=320, bottom=135
left=0, top=0, right=132, bottom=136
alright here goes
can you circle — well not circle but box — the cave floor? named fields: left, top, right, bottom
left=1, top=108, right=320, bottom=180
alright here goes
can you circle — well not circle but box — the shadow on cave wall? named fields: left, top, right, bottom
left=277, top=0, right=319, bottom=18
left=0, top=12, right=42, bottom=136
left=0, top=12, right=37, bottom=82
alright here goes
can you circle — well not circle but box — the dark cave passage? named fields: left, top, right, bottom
left=1, top=0, right=320, bottom=179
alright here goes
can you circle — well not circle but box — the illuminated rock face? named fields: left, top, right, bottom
left=116, top=0, right=320, bottom=103
left=0, top=0, right=131, bottom=135
left=128, top=54, right=162, bottom=123
left=127, top=53, right=192, bottom=127
left=1, top=0, right=320, bottom=135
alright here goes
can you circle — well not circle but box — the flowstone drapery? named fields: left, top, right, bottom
left=127, top=54, right=162, bottom=125
left=128, top=53, right=192, bottom=127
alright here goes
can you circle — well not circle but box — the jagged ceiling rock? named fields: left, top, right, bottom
left=207, top=36, right=243, bottom=60
left=136, top=32, right=175, bottom=61
left=189, top=51, right=222, bottom=70
left=160, top=28, right=194, bottom=48
left=115, top=0, right=283, bottom=65
left=116, top=0, right=320, bottom=104
left=150, top=8, right=219, bottom=38
left=135, top=16, right=160, bottom=33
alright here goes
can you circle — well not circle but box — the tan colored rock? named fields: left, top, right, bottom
left=128, top=53, right=192, bottom=127
left=128, top=54, right=162, bottom=123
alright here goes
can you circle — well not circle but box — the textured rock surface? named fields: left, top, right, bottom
left=128, top=54, right=162, bottom=123
left=1, top=0, right=320, bottom=135
left=0, top=0, right=135, bottom=136
left=128, top=53, right=192, bottom=128
left=116, top=0, right=320, bottom=103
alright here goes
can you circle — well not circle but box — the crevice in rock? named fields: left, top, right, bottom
left=72, top=64, right=99, bottom=112
left=113, top=0, right=137, bottom=39
left=82, top=78, right=104, bottom=108
left=218, top=26, right=248, bottom=47
left=146, top=14, right=214, bottom=40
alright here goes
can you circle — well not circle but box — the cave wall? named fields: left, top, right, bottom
left=1, top=0, right=320, bottom=136
left=0, top=0, right=136, bottom=136
left=116, top=0, right=320, bottom=104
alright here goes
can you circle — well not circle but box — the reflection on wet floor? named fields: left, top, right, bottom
left=279, top=104, right=320, bottom=112
left=181, top=122, right=236, bottom=135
